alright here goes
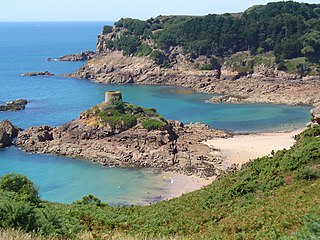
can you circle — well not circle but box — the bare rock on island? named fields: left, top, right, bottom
left=0, top=99, right=28, bottom=112
left=21, top=71, right=54, bottom=77
left=17, top=92, right=230, bottom=178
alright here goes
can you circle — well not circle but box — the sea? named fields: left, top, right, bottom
left=0, top=22, right=310, bottom=204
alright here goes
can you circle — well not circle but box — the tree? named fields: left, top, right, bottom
left=0, top=173, right=40, bottom=204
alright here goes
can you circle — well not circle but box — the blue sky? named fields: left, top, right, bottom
left=0, top=0, right=319, bottom=22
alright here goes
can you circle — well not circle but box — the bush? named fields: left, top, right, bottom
left=149, top=50, right=167, bottom=65
left=295, top=215, right=320, bottom=239
left=294, top=167, right=319, bottom=181
left=0, top=201, right=37, bottom=232
left=74, top=194, right=104, bottom=206
left=37, top=209, right=81, bottom=237
left=142, top=119, right=165, bottom=131
left=102, top=25, right=113, bottom=34
left=0, top=173, right=40, bottom=204
left=137, top=44, right=152, bottom=57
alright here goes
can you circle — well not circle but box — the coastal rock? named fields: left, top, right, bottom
left=17, top=99, right=231, bottom=178
left=311, top=103, right=320, bottom=124
left=0, top=99, right=28, bottom=111
left=67, top=29, right=320, bottom=106
left=0, top=120, right=20, bottom=148
left=58, top=50, right=95, bottom=61
left=21, top=71, right=54, bottom=77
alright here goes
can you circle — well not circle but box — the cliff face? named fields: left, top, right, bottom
left=17, top=101, right=230, bottom=177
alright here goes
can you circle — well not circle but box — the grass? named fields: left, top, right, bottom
left=0, top=125, right=319, bottom=239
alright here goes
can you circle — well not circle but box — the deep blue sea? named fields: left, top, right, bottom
left=0, top=22, right=310, bottom=204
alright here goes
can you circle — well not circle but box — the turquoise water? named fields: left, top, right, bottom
left=0, top=22, right=310, bottom=204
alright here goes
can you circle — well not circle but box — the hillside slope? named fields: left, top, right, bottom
left=0, top=125, right=319, bottom=239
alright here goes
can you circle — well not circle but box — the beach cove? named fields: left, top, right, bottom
left=0, top=22, right=311, bottom=205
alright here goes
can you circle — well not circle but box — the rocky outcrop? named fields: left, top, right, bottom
left=16, top=102, right=231, bottom=177
left=0, top=99, right=28, bottom=111
left=66, top=28, right=320, bottom=106
left=71, top=47, right=320, bottom=106
left=0, top=120, right=20, bottom=148
left=310, top=102, right=320, bottom=124
left=21, top=71, right=54, bottom=77
left=58, top=50, right=95, bottom=61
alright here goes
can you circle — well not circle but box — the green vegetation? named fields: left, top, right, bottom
left=103, top=2, right=320, bottom=74
left=141, top=119, right=166, bottom=131
left=84, top=101, right=167, bottom=132
left=0, top=125, right=319, bottom=239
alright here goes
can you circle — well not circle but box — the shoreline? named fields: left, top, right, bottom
left=146, top=127, right=305, bottom=203
left=203, top=128, right=304, bottom=170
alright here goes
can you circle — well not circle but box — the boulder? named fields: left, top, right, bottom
left=310, top=104, right=320, bottom=123
left=0, top=120, right=20, bottom=148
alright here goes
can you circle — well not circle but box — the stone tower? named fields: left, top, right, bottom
left=105, top=91, right=123, bottom=105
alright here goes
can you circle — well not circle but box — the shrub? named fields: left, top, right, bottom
left=102, top=25, right=113, bottom=34
left=0, top=173, right=40, bottom=204
left=295, top=215, right=320, bottom=239
left=0, top=201, right=37, bottom=232
left=149, top=50, right=167, bottom=65
left=74, top=194, right=102, bottom=206
left=137, top=44, right=152, bottom=57
left=142, top=119, right=165, bottom=131
left=294, top=167, right=319, bottom=181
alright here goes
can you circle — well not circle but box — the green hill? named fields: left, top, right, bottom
left=102, top=1, right=320, bottom=75
left=0, top=125, right=319, bottom=239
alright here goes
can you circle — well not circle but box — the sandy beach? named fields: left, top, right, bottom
left=156, top=173, right=214, bottom=201
left=204, top=128, right=304, bottom=169
left=146, top=128, right=305, bottom=202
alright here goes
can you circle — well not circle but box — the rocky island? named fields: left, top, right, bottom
left=21, top=71, right=54, bottom=77
left=17, top=91, right=230, bottom=177
left=0, top=99, right=28, bottom=112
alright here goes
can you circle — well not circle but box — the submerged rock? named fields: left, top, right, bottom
left=21, top=71, right=54, bottom=77
left=0, top=99, right=28, bottom=111
left=0, top=120, right=20, bottom=148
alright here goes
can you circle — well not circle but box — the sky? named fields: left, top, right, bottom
left=0, top=0, right=319, bottom=22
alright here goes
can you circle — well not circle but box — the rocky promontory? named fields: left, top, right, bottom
left=0, top=120, right=20, bottom=148
left=68, top=14, right=320, bottom=106
left=17, top=92, right=230, bottom=177
left=0, top=99, right=28, bottom=112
